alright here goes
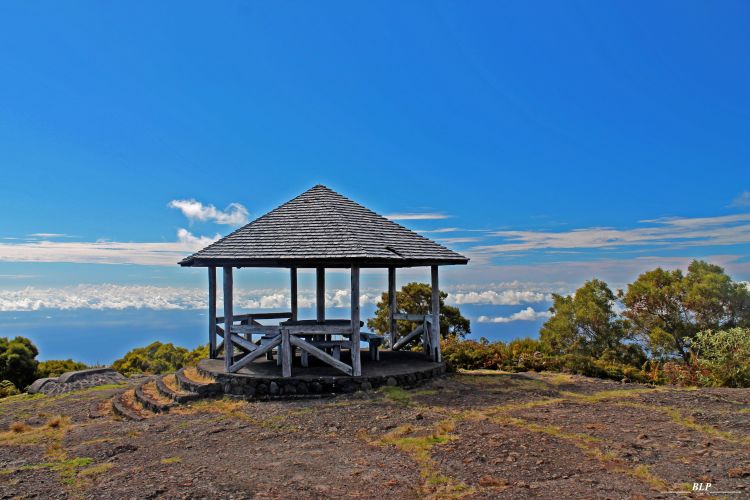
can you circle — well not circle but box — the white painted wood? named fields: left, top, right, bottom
left=388, top=267, right=396, bottom=349
left=289, top=335, right=353, bottom=376
left=290, top=267, right=298, bottom=321
left=223, top=266, right=233, bottom=372
left=208, top=267, right=217, bottom=359
left=229, top=336, right=281, bottom=372
left=431, top=265, right=441, bottom=362
left=281, top=329, right=292, bottom=377
left=316, top=267, right=325, bottom=322
left=350, top=265, right=361, bottom=376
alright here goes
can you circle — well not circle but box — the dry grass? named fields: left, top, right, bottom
left=10, top=422, right=31, bottom=433
left=141, top=380, right=174, bottom=406
left=160, top=456, right=182, bottom=465
left=183, top=366, right=215, bottom=385
left=373, top=419, right=473, bottom=498
left=163, top=374, right=181, bottom=393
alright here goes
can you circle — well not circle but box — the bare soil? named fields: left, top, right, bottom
left=1, top=371, right=748, bottom=499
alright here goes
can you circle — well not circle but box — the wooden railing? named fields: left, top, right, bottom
left=391, top=314, right=433, bottom=355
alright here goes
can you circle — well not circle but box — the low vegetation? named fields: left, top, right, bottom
left=443, top=260, right=750, bottom=388
left=112, top=342, right=207, bottom=376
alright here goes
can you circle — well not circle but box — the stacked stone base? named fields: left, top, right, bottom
left=197, top=359, right=446, bottom=399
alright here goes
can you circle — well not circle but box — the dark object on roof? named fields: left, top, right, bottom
left=179, top=185, right=469, bottom=268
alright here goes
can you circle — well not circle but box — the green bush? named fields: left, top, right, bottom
left=442, top=338, right=649, bottom=383
left=0, top=336, right=39, bottom=389
left=36, top=359, right=89, bottom=379
left=0, top=379, right=20, bottom=398
left=112, top=342, right=207, bottom=376
left=691, top=327, right=750, bottom=388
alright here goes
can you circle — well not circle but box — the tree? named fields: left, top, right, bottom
left=692, top=327, right=750, bottom=388
left=112, top=342, right=207, bottom=376
left=0, top=336, right=40, bottom=390
left=36, top=359, right=89, bottom=379
left=540, top=279, right=635, bottom=361
left=367, top=282, right=470, bottom=341
left=620, top=260, right=750, bottom=361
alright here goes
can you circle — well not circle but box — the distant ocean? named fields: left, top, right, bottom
left=0, top=305, right=547, bottom=365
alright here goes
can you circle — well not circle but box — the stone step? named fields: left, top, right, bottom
left=155, top=374, right=201, bottom=404
left=175, top=367, right=221, bottom=397
left=134, top=379, right=176, bottom=413
left=111, top=390, right=152, bottom=421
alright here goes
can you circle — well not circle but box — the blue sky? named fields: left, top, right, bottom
left=0, top=2, right=749, bottom=361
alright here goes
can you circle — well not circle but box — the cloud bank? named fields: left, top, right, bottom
left=472, top=213, right=750, bottom=253
left=0, top=285, right=381, bottom=312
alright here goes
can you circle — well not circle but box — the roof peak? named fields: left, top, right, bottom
left=179, top=185, right=469, bottom=268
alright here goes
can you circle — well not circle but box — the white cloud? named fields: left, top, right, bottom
left=384, top=213, right=450, bottom=220
left=731, top=191, right=750, bottom=208
left=448, top=289, right=550, bottom=306
left=472, top=213, right=750, bottom=253
left=0, top=285, right=381, bottom=312
left=0, top=230, right=219, bottom=266
left=478, top=307, right=551, bottom=324
left=168, top=199, right=249, bottom=225
left=27, top=233, right=72, bottom=238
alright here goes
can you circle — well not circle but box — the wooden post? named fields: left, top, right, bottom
left=351, top=265, right=361, bottom=376
left=316, top=267, right=325, bottom=322
left=223, top=266, right=234, bottom=372
left=431, top=265, right=441, bottom=363
left=290, top=267, right=298, bottom=321
left=208, top=267, right=217, bottom=359
left=388, top=267, right=397, bottom=349
left=281, top=329, right=292, bottom=377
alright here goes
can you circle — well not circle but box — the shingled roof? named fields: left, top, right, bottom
left=179, top=185, right=469, bottom=268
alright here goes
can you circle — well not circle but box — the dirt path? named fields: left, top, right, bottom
left=1, top=372, right=748, bottom=498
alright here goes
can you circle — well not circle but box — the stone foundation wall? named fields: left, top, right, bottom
left=197, top=362, right=447, bottom=399
left=27, top=368, right=126, bottom=395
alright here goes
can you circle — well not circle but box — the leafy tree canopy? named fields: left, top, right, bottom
left=36, top=359, right=89, bottom=379
left=112, top=342, right=207, bottom=376
left=0, top=336, right=39, bottom=390
left=620, top=260, right=750, bottom=360
left=367, top=282, right=470, bottom=342
left=539, top=279, right=639, bottom=363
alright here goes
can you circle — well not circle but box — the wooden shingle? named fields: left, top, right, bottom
left=179, top=185, right=469, bottom=268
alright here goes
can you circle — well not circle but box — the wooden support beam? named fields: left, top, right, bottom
left=350, top=265, right=361, bottom=376
left=281, top=329, right=292, bottom=377
left=289, top=335, right=353, bottom=376
left=392, top=324, right=424, bottom=351
left=217, top=312, right=292, bottom=323
left=316, top=267, right=325, bottom=322
left=290, top=267, right=298, bottom=321
left=208, top=267, right=217, bottom=359
left=388, top=267, right=397, bottom=349
left=392, top=313, right=430, bottom=321
left=228, top=336, right=281, bottom=372
left=228, top=333, right=259, bottom=353
left=223, top=266, right=234, bottom=372
left=431, top=265, right=441, bottom=362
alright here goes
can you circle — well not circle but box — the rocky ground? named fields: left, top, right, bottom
left=1, top=370, right=749, bottom=499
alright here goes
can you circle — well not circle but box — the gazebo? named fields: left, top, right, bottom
left=179, top=185, right=468, bottom=378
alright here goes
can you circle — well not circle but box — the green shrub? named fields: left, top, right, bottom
left=0, top=379, right=20, bottom=398
left=0, top=336, right=39, bottom=389
left=36, top=359, right=89, bottom=379
left=112, top=342, right=207, bottom=376
left=691, top=327, right=750, bottom=388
